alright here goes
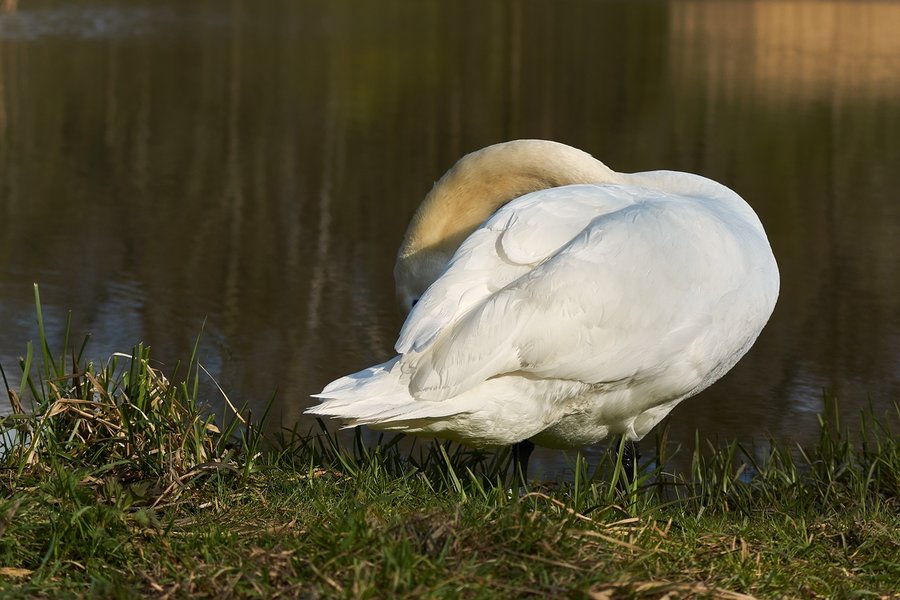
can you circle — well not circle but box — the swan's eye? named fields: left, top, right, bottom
left=411, top=298, right=419, bottom=308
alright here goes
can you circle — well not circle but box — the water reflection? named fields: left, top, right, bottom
left=672, top=1, right=900, bottom=102
left=1, top=0, right=898, bottom=478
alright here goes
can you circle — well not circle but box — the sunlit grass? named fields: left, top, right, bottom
left=0, top=286, right=264, bottom=491
left=0, top=287, right=897, bottom=597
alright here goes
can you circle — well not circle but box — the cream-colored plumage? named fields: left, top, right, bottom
left=307, top=140, right=779, bottom=450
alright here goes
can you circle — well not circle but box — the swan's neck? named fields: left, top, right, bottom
left=395, top=140, right=621, bottom=309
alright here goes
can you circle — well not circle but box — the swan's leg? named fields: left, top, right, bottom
left=511, top=439, right=535, bottom=483
left=620, top=439, right=640, bottom=484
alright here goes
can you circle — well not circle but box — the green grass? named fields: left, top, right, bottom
left=1, top=286, right=898, bottom=598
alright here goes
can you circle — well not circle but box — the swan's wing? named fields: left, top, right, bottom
left=403, top=189, right=773, bottom=402
left=396, top=184, right=637, bottom=354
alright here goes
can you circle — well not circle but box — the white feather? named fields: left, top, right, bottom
left=306, top=142, right=779, bottom=449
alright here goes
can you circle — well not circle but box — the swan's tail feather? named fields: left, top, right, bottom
left=306, top=356, right=470, bottom=431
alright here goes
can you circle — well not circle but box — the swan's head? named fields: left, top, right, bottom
left=393, top=140, right=619, bottom=314
left=394, top=248, right=451, bottom=313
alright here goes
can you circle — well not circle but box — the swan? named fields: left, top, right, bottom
left=307, top=140, right=779, bottom=477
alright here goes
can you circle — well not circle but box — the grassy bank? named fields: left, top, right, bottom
left=1, top=291, right=898, bottom=597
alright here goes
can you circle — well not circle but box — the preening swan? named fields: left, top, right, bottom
left=307, top=140, right=779, bottom=476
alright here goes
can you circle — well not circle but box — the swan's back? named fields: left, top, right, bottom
left=308, top=141, right=778, bottom=449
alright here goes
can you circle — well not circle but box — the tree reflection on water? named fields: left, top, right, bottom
left=0, top=0, right=898, bottom=477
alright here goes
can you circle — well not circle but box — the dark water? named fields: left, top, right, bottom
left=1, top=0, right=899, bottom=477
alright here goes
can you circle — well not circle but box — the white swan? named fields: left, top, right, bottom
left=307, top=140, right=779, bottom=471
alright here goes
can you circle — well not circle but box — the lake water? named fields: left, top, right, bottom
left=1, top=0, right=898, bottom=477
